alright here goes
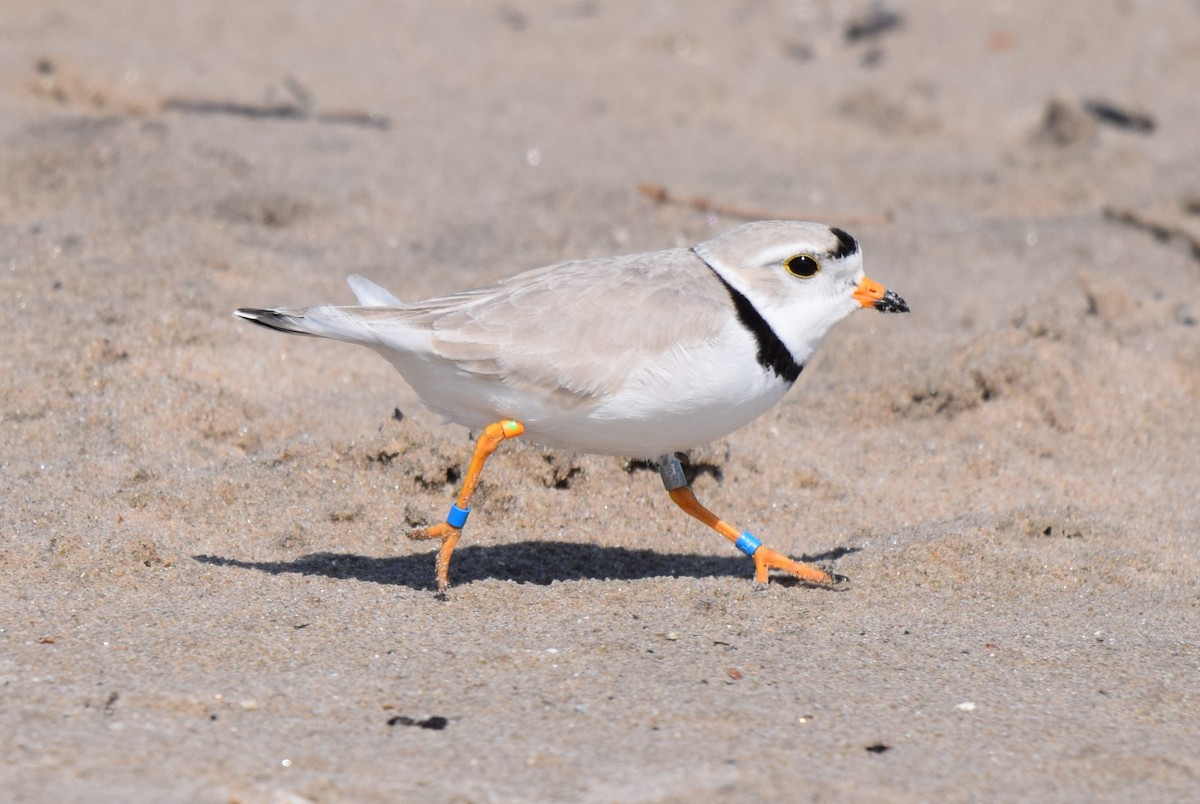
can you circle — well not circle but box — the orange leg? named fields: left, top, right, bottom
left=658, top=455, right=837, bottom=587
left=410, top=419, right=524, bottom=595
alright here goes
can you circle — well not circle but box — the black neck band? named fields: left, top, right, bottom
left=696, top=253, right=803, bottom=384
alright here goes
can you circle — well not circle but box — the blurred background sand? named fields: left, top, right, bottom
left=2, top=2, right=1198, bottom=801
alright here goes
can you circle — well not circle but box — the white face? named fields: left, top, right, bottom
left=693, top=221, right=871, bottom=365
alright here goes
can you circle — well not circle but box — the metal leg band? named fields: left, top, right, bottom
left=657, top=454, right=689, bottom=491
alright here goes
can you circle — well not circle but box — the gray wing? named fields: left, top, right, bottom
left=406, top=247, right=731, bottom=406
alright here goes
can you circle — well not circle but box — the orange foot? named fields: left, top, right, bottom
left=751, top=544, right=843, bottom=587
left=409, top=521, right=462, bottom=597
left=662, top=459, right=845, bottom=588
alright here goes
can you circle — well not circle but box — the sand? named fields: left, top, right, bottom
left=2, top=2, right=1199, bottom=801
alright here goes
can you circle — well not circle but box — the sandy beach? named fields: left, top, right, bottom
left=3, top=2, right=1199, bottom=801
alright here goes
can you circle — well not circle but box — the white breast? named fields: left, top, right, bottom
left=394, top=315, right=791, bottom=458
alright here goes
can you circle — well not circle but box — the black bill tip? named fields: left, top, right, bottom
left=874, top=290, right=909, bottom=314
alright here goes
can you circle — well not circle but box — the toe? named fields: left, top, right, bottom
left=754, top=546, right=839, bottom=587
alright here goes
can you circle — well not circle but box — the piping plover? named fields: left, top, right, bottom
left=236, top=220, right=908, bottom=594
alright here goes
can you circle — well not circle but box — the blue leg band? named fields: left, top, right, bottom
left=446, top=504, right=470, bottom=529
left=735, top=531, right=762, bottom=557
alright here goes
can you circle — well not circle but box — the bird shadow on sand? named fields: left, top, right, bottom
left=193, top=541, right=860, bottom=592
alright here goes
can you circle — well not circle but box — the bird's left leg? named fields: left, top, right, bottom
left=656, top=453, right=838, bottom=586
left=410, top=419, right=524, bottom=595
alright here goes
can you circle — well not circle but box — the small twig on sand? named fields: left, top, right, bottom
left=162, top=98, right=305, bottom=119
left=162, top=96, right=389, bottom=130
left=1083, top=100, right=1155, bottom=134
left=637, top=182, right=891, bottom=227
left=1103, top=206, right=1200, bottom=262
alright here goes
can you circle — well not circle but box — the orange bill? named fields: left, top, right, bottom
left=853, top=276, right=909, bottom=313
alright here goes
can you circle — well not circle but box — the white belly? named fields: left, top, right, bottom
left=380, top=333, right=792, bottom=459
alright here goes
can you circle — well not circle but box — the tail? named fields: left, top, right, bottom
left=234, top=307, right=324, bottom=337
left=234, top=275, right=403, bottom=343
left=234, top=304, right=388, bottom=345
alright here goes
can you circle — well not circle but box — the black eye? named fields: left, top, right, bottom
left=785, top=254, right=820, bottom=278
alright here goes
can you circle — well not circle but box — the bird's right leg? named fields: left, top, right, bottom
left=656, top=453, right=838, bottom=586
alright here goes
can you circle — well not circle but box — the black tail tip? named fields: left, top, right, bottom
left=233, top=308, right=304, bottom=334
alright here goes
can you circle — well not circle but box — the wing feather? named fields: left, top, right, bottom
left=291, top=248, right=731, bottom=408
left=414, top=248, right=730, bottom=403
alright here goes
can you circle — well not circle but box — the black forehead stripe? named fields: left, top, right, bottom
left=695, top=253, right=803, bottom=384
left=829, top=227, right=859, bottom=259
